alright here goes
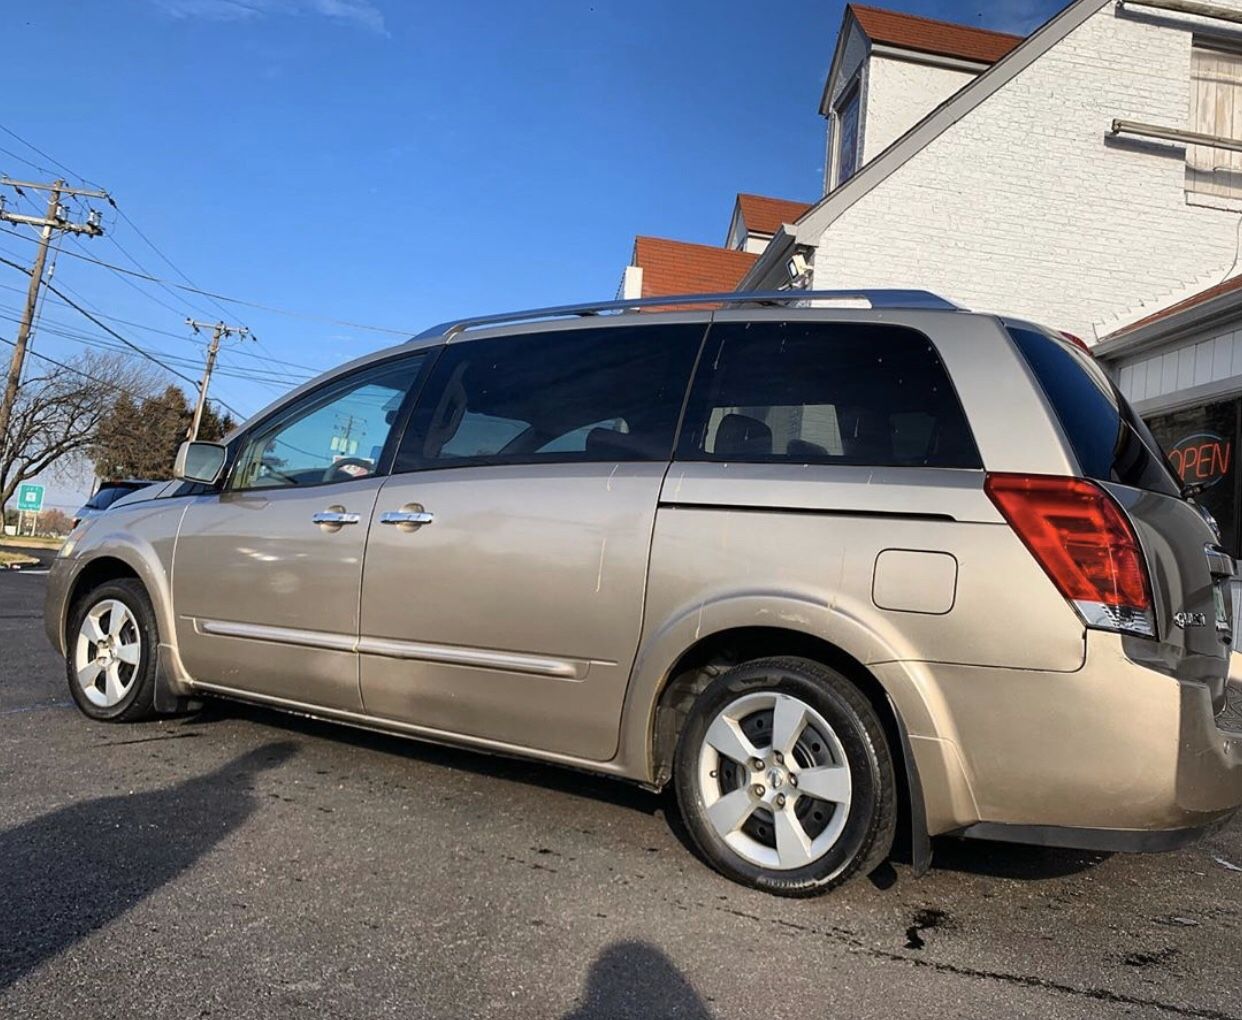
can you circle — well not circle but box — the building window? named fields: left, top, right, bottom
left=835, top=85, right=862, bottom=187
left=1147, top=399, right=1240, bottom=556
left=1187, top=41, right=1242, bottom=203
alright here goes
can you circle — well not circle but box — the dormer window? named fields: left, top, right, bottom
left=835, top=84, right=863, bottom=186
left=818, top=5, right=1021, bottom=196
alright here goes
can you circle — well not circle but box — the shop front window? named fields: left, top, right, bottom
left=1147, top=399, right=1239, bottom=554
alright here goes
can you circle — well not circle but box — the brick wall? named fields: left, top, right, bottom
left=863, top=54, right=978, bottom=163
left=810, top=0, right=1242, bottom=341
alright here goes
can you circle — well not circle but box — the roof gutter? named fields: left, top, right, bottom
left=869, top=43, right=994, bottom=73
left=735, top=227, right=799, bottom=291
left=1093, top=283, right=1242, bottom=361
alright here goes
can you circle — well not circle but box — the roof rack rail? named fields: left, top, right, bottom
left=413, top=289, right=961, bottom=341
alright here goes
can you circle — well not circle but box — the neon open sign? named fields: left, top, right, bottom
left=1167, top=432, right=1233, bottom=489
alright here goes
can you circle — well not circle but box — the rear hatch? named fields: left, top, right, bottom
left=1006, top=323, right=1233, bottom=710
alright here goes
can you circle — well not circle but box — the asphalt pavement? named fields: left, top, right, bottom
left=1, top=570, right=1240, bottom=1019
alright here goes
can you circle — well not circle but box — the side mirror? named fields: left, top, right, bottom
left=174, top=441, right=227, bottom=485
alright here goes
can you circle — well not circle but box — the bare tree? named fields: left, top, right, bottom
left=37, top=508, right=73, bottom=536
left=0, top=352, right=159, bottom=514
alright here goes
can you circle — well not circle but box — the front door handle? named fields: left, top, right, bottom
left=312, top=511, right=361, bottom=526
left=380, top=509, right=435, bottom=526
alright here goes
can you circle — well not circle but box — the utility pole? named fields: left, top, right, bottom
left=332, top=412, right=363, bottom=456
left=0, top=178, right=105, bottom=463
left=186, top=319, right=249, bottom=441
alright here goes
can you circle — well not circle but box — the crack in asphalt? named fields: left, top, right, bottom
left=701, top=902, right=1241, bottom=1020
left=92, top=732, right=201, bottom=748
left=485, top=832, right=1237, bottom=1019
left=0, top=700, right=71, bottom=716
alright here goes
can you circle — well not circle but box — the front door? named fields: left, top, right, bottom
left=357, top=322, right=705, bottom=760
left=173, top=353, right=429, bottom=709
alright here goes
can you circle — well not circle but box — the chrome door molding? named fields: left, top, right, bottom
left=192, top=617, right=597, bottom=680
left=358, top=636, right=595, bottom=680
left=195, top=618, right=356, bottom=652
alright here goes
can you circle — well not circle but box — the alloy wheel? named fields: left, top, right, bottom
left=696, top=691, right=853, bottom=870
left=73, top=598, right=142, bottom=708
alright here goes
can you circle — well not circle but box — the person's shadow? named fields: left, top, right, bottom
left=0, top=741, right=297, bottom=990
left=562, top=941, right=714, bottom=1019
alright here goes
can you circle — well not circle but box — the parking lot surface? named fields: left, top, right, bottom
left=2, top=569, right=1240, bottom=1019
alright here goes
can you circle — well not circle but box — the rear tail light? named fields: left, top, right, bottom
left=984, top=473, right=1155, bottom=638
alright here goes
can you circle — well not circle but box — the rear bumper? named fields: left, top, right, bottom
left=906, top=636, right=1242, bottom=843
left=956, top=815, right=1233, bottom=854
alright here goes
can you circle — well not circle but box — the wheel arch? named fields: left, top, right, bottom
left=61, top=542, right=197, bottom=713
left=644, top=625, right=932, bottom=875
left=64, top=556, right=143, bottom=642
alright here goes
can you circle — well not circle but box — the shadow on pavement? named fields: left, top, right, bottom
left=562, top=941, right=714, bottom=1019
left=192, top=699, right=665, bottom=817
left=929, top=836, right=1110, bottom=880
left=0, top=741, right=297, bottom=991
left=192, top=703, right=1111, bottom=884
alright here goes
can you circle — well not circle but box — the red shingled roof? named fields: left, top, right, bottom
left=1105, top=275, right=1242, bottom=340
left=736, top=194, right=813, bottom=236
left=848, top=4, right=1023, bottom=65
left=633, top=236, right=757, bottom=299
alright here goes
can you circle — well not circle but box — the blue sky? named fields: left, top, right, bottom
left=1, top=0, right=1063, bottom=507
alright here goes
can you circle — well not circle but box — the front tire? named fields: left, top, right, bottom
left=673, top=656, right=896, bottom=896
left=65, top=578, right=159, bottom=723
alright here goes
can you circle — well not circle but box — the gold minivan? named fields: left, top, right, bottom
left=45, top=291, right=1242, bottom=896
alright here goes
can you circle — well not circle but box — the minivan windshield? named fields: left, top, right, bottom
left=1007, top=325, right=1182, bottom=497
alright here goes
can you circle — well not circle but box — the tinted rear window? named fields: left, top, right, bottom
left=1007, top=326, right=1181, bottom=496
left=395, top=324, right=703, bottom=471
left=678, top=321, right=981, bottom=468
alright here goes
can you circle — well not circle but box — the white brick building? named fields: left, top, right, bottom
left=742, top=0, right=1242, bottom=343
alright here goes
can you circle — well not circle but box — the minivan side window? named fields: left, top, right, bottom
left=394, top=325, right=704, bottom=471
left=230, top=356, right=425, bottom=491
left=678, top=321, right=981, bottom=468
left=1006, top=326, right=1181, bottom=497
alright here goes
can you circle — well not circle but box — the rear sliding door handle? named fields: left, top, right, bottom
left=312, top=511, right=361, bottom=526
left=380, top=509, right=435, bottom=526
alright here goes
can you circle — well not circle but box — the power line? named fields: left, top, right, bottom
left=0, top=122, right=100, bottom=190
left=0, top=333, right=159, bottom=398
left=0, top=308, right=309, bottom=386
left=0, top=301, right=306, bottom=382
left=0, top=223, right=411, bottom=336
left=0, top=279, right=323, bottom=376
left=0, top=143, right=57, bottom=179
left=0, top=253, right=248, bottom=413
left=107, top=199, right=236, bottom=323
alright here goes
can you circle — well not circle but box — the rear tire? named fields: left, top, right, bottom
left=673, top=656, right=896, bottom=896
left=65, top=578, right=159, bottom=723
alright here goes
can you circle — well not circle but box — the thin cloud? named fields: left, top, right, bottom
left=986, top=0, right=1064, bottom=35
left=148, top=0, right=387, bottom=34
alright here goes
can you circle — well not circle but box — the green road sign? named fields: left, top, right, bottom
left=17, top=484, right=44, bottom=512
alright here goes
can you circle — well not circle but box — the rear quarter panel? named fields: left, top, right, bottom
left=619, top=463, right=1088, bottom=784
